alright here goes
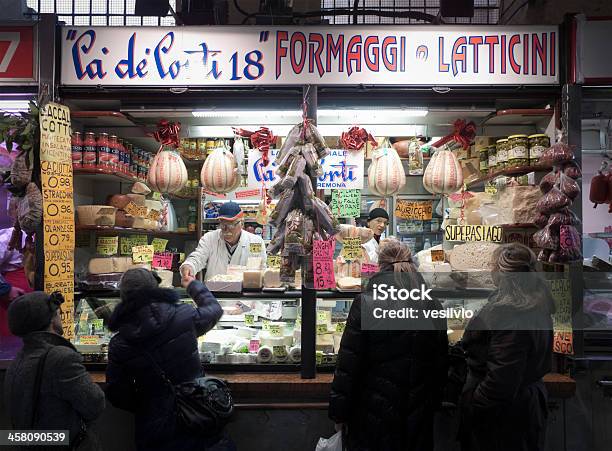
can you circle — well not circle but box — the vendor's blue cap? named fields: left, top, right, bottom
left=218, top=201, right=244, bottom=221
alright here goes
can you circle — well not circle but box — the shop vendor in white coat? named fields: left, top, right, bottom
left=180, top=202, right=266, bottom=285
left=362, top=208, right=390, bottom=264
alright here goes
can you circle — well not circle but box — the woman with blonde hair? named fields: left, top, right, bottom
left=459, top=243, right=554, bottom=451
left=329, top=240, right=448, bottom=451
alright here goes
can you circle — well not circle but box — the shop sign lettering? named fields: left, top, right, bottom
left=444, top=225, right=503, bottom=242
left=61, top=27, right=559, bottom=86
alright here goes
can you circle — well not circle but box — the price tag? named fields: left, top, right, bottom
left=361, top=263, right=378, bottom=276
left=79, top=335, right=99, bottom=345
left=317, top=310, right=328, bottom=323
left=316, top=351, right=324, bottom=365
left=151, top=238, right=168, bottom=253
left=244, top=314, right=255, bottom=326
left=179, top=253, right=186, bottom=263
left=249, top=339, right=260, bottom=353
left=96, top=236, right=118, bottom=256
left=262, top=319, right=270, bottom=331
left=485, top=182, right=498, bottom=194
left=91, top=319, right=104, bottom=331
left=313, top=238, right=336, bottom=289
left=431, top=249, right=445, bottom=262
left=120, top=235, right=148, bottom=255
left=151, top=192, right=162, bottom=201
left=317, top=324, right=328, bottom=334
left=267, top=255, right=281, bottom=268
left=273, top=345, right=288, bottom=358
left=394, top=200, right=433, bottom=220
left=341, top=237, right=362, bottom=261
left=147, top=209, right=161, bottom=221
left=132, top=245, right=155, bottom=263
left=124, top=201, right=140, bottom=217
left=268, top=324, right=282, bottom=337
left=329, top=189, right=361, bottom=218
left=152, top=252, right=173, bottom=270
left=335, top=322, right=346, bottom=333
left=249, top=243, right=262, bottom=254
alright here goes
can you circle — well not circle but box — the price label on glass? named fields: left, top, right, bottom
left=273, top=345, right=287, bottom=358
left=267, top=255, right=281, bottom=268
left=262, top=319, right=270, bottom=331
left=317, top=324, right=328, bottom=335
left=147, top=209, right=161, bottom=221
left=249, top=243, right=262, bottom=254
left=91, top=319, right=104, bottom=331
left=268, top=324, right=282, bottom=337
left=244, top=314, right=255, bottom=326
left=317, top=310, right=328, bottom=323
left=335, top=322, right=346, bottom=333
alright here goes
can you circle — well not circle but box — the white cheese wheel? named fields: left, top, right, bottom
left=449, top=242, right=501, bottom=271
left=256, top=346, right=273, bottom=363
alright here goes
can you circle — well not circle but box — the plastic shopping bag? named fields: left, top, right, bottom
left=316, top=431, right=343, bottom=451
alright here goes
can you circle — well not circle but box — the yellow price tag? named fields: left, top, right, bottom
left=317, top=310, right=328, bottom=323
left=316, top=351, right=324, bottom=365
left=124, top=201, right=140, bottom=217
left=269, top=324, right=283, bottom=337
left=96, top=236, right=118, bottom=256
left=151, top=238, right=168, bottom=253
left=152, top=192, right=162, bottom=201
left=335, top=322, right=346, bottom=333
left=132, top=245, right=155, bottom=263
left=244, top=314, right=255, bottom=326
left=262, top=319, right=270, bottom=331
left=341, top=237, right=362, bottom=261
left=267, top=255, right=281, bottom=268
left=272, top=345, right=287, bottom=358
left=179, top=253, right=186, bottom=263
left=317, top=324, right=328, bottom=334
left=147, top=209, right=161, bottom=221
left=249, top=243, right=262, bottom=254
left=79, top=335, right=99, bottom=345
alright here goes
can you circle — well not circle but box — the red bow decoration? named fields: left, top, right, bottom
left=432, top=119, right=476, bottom=150
left=149, top=120, right=181, bottom=150
left=340, top=126, right=378, bottom=152
left=234, top=127, right=276, bottom=166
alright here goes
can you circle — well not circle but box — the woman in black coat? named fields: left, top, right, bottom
left=459, top=243, right=555, bottom=451
left=105, top=268, right=224, bottom=451
left=329, top=240, right=449, bottom=451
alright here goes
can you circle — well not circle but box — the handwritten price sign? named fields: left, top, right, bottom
left=361, top=263, right=378, bottom=277
left=313, top=239, right=336, bottom=289
left=121, top=235, right=148, bottom=255
left=132, top=245, right=154, bottom=263
left=151, top=238, right=168, bottom=253
left=96, top=236, right=118, bottom=256
left=267, top=255, right=281, bottom=268
left=152, top=252, right=173, bottom=269
left=147, top=209, right=161, bottom=221
left=395, top=200, right=433, bottom=220
left=341, top=237, right=362, bottom=261
left=329, top=189, right=361, bottom=218
left=249, top=243, right=263, bottom=254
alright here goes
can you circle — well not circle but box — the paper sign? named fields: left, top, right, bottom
left=329, top=189, right=361, bottom=218
left=316, top=351, right=324, bottom=365
left=151, top=192, right=162, bottom=201
left=147, top=209, right=161, bottom=221
left=485, top=182, right=498, bottom=195
left=317, top=324, right=328, bottom=334
left=317, top=310, right=329, bottom=323
left=249, top=339, right=260, bottom=353
left=235, top=188, right=263, bottom=199
left=341, top=237, right=362, bottom=261
left=91, top=319, right=104, bottom=331
left=244, top=314, right=255, bottom=326
left=267, top=255, right=281, bottom=268
left=79, top=335, right=100, bottom=345
left=361, top=263, right=378, bottom=276
left=152, top=252, right=173, bottom=270
left=249, top=243, right=262, bottom=254
left=179, top=253, right=185, bottom=263
left=121, top=235, right=148, bottom=255
left=431, top=249, right=445, bottom=262
left=313, top=239, right=336, bottom=289
left=395, top=200, right=433, bottom=220
left=124, top=201, right=140, bottom=217
left=444, top=225, right=503, bottom=243
left=151, top=238, right=168, bottom=252
left=273, top=345, right=288, bottom=358
left=132, top=245, right=155, bottom=263
left=268, top=324, right=282, bottom=337
left=335, top=322, right=346, bottom=333
left=262, top=319, right=270, bottom=331
left=96, top=236, right=118, bottom=256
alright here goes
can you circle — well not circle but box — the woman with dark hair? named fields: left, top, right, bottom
left=105, top=268, right=228, bottom=451
left=329, top=240, right=448, bottom=451
left=459, top=243, right=555, bottom=451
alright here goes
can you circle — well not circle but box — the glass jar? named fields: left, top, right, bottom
left=507, top=134, right=529, bottom=167
left=108, top=135, right=119, bottom=170
left=478, top=147, right=489, bottom=174
left=205, top=139, right=215, bottom=156
left=71, top=132, right=83, bottom=169
left=528, top=134, right=550, bottom=166
left=487, top=145, right=497, bottom=173
left=197, top=138, right=207, bottom=160
left=97, top=133, right=111, bottom=169
left=495, top=138, right=508, bottom=170
left=82, top=132, right=97, bottom=169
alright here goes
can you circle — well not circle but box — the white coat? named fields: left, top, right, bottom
left=180, top=229, right=266, bottom=281
left=362, top=238, right=379, bottom=263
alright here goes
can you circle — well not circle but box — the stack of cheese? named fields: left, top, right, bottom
left=448, top=241, right=499, bottom=288
left=107, top=182, right=160, bottom=230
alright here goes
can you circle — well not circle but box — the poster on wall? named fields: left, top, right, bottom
left=549, top=278, right=573, bottom=355
left=60, top=26, right=559, bottom=86
left=248, top=148, right=364, bottom=190
left=39, top=102, right=75, bottom=340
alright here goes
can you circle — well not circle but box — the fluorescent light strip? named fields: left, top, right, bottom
left=192, top=108, right=428, bottom=120
left=189, top=124, right=427, bottom=138
left=192, top=110, right=301, bottom=118
left=0, top=100, right=30, bottom=113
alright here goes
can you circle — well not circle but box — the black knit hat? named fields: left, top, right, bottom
left=368, top=208, right=389, bottom=222
left=119, top=268, right=161, bottom=301
left=8, top=291, right=64, bottom=337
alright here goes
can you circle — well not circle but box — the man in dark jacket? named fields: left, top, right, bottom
left=4, top=291, right=105, bottom=450
left=105, top=268, right=225, bottom=451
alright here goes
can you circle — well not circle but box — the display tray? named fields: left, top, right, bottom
left=262, top=287, right=287, bottom=293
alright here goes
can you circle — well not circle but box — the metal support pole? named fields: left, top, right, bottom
left=562, top=83, right=584, bottom=357
left=301, top=84, right=318, bottom=379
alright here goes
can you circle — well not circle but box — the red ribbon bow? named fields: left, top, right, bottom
left=149, top=120, right=181, bottom=150
left=432, top=119, right=476, bottom=150
left=340, top=126, right=378, bottom=152
left=234, top=127, right=276, bottom=166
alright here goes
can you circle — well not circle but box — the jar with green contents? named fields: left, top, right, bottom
left=495, top=138, right=509, bottom=169
left=507, top=134, right=529, bottom=167
left=487, top=145, right=497, bottom=173
left=528, top=134, right=550, bottom=166
left=478, top=147, right=489, bottom=174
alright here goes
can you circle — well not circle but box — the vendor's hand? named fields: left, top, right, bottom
left=181, top=274, right=196, bottom=288
left=9, top=287, right=25, bottom=300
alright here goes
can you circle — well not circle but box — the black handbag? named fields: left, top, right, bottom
left=145, top=352, right=234, bottom=438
